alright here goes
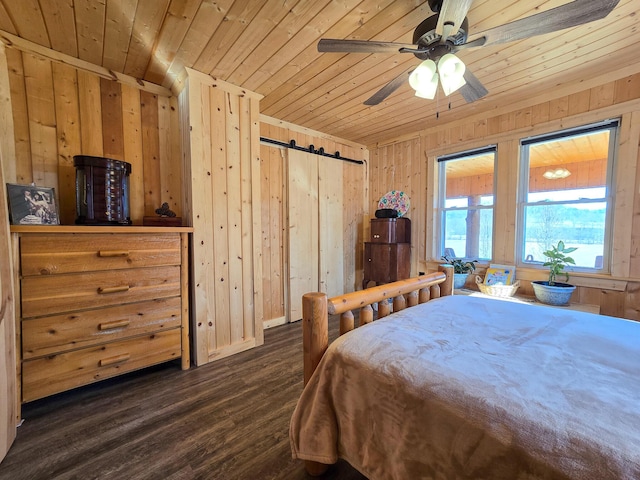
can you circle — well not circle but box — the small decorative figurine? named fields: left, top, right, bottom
left=155, top=202, right=176, bottom=218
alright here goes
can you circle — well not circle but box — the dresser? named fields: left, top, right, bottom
left=11, top=226, right=191, bottom=404
left=363, top=218, right=411, bottom=288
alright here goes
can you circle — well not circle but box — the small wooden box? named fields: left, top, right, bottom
left=143, top=216, right=183, bottom=227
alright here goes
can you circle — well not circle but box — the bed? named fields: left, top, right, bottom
left=289, top=267, right=640, bottom=479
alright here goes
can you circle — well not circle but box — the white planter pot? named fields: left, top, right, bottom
left=532, top=281, right=576, bottom=306
left=453, top=273, right=469, bottom=289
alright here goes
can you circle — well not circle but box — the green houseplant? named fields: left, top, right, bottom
left=442, top=255, right=477, bottom=289
left=531, top=241, right=577, bottom=306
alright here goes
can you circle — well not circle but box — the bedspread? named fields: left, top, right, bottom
left=290, top=295, right=640, bottom=480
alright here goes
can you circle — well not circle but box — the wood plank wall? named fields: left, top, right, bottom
left=3, top=46, right=181, bottom=225
left=181, top=69, right=264, bottom=366
left=368, top=73, right=640, bottom=321
left=259, top=116, right=369, bottom=325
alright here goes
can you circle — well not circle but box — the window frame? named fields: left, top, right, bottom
left=437, top=145, right=497, bottom=262
left=516, top=119, right=619, bottom=273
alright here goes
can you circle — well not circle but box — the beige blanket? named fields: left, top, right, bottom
left=290, top=295, right=640, bottom=480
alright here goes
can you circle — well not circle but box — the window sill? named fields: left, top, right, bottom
left=427, top=261, right=628, bottom=292
left=513, top=268, right=627, bottom=292
left=455, top=288, right=600, bottom=314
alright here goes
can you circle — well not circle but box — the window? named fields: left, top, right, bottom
left=518, top=120, right=618, bottom=271
left=437, top=146, right=496, bottom=261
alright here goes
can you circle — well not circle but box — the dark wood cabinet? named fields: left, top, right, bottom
left=363, top=218, right=411, bottom=288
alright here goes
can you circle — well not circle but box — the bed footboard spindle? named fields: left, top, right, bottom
left=340, top=310, right=354, bottom=334
left=394, top=294, right=407, bottom=312
left=407, top=290, right=418, bottom=307
left=378, top=299, right=391, bottom=318
left=360, top=304, right=373, bottom=325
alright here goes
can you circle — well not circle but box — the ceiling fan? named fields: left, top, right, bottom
left=317, top=0, right=621, bottom=106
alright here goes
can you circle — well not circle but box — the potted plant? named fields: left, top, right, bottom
left=531, top=241, right=577, bottom=306
left=442, top=255, right=478, bottom=289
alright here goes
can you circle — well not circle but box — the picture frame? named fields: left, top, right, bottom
left=6, top=183, right=60, bottom=225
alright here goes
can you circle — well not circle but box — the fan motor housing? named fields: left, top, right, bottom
left=412, top=15, right=468, bottom=61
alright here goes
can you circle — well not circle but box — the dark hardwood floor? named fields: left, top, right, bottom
left=0, top=320, right=367, bottom=480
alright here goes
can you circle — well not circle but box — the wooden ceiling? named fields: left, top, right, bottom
left=0, top=0, right=637, bottom=146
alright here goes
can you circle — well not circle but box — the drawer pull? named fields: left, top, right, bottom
left=98, top=319, right=130, bottom=331
left=97, top=285, right=130, bottom=294
left=99, top=353, right=131, bottom=367
left=98, top=250, right=130, bottom=257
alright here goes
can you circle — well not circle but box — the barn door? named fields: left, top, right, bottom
left=287, top=150, right=345, bottom=322
left=287, top=150, right=319, bottom=322
left=0, top=156, right=17, bottom=463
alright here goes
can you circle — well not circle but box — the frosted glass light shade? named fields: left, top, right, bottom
left=409, top=59, right=438, bottom=100
left=438, top=53, right=466, bottom=96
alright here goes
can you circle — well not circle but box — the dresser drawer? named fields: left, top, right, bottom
left=19, top=233, right=181, bottom=276
left=22, top=328, right=181, bottom=402
left=21, top=265, right=181, bottom=318
left=22, top=297, right=182, bottom=359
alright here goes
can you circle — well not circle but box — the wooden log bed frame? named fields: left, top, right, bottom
left=300, top=266, right=453, bottom=476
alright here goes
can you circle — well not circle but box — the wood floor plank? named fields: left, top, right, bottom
left=0, top=320, right=366, bottom=480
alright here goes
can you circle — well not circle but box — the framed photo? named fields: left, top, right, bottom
left=6, top=184, right=60, bottom=225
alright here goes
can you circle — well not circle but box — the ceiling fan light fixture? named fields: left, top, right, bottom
left=543, top=168, right=571, bottom=180
left=438, top=53, right=466, bottom=96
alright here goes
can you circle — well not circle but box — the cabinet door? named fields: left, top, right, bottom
left=370, top=244, right=393, bottom=284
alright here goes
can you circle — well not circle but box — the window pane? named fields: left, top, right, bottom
left=445, top=154, right=494, bottom=206
left=520, top=122, right=615, bottom=271
left=439, top=147, right=495, bottom=261
left=522, top=203, right=606, bottom=268
left=443, top=208, right=493, bottom=261
left=527, top=130, right=609, bottom=203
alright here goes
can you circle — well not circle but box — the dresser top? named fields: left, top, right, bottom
left=10, top=225, right=193, bottom=234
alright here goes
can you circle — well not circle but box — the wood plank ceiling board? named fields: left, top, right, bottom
left=0, top=2, right=17, bottom=34
left=0, top=0, right=49, bottom=46
left=225, top=0, right=333, bottom=88
left=163, top=0, right=236, bottom=90
left=0, top=0, right=639, bottom=146
left=143, top=0, right=201, bottom=85
left=103, top=0, right=139, bottom=73
left=209, top=0, right=303, bottom=81
left=123, top=0, right=171, bottom=79
left=74, top=0, right=107, bottom=66
left=38, top=0, right=78, bottom=57
left=263, top=1, right=429, bottom=119
left=244, top=0, right=397, bottom=94
left=191, top=0, right=266, bottom=76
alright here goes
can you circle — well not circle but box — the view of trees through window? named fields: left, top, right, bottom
left=522, top=199, right=606, bottom=268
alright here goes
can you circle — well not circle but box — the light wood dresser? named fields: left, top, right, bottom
left=10, top=226, right=191, bottom=404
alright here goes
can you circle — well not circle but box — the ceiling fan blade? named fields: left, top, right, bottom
left=364, top=69, right=413, bottom=106
left=318, top=38, right=416, bottom=54
left=459, top=69, right=488, bottom=103
left=436, top=0, right=474, bottom=39
left=467, top=0, right=620, bottom=48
